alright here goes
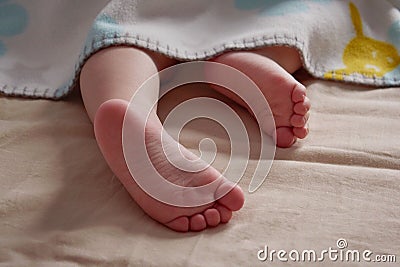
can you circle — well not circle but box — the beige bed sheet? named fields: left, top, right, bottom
left=0, top=77, right=399, bottom=266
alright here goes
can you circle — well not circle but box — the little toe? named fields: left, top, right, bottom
left=204, top=208, right=221, bottom=227
left=276, top=127, right=296, bottom=148
left=214, top=204, right=233, bottom=223
left=190, top=214, right=207, bottom=231
left=293, top=126, right=309, bottom=139
left=165, top=217, right=190, bottom=232
left=291, top=84, right=306, bottom=103
left=294, top=97, right=311, bottom=115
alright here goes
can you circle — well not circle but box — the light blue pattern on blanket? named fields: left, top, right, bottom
left=84, top=14, right=121, bottom=50
left=52, top=14, right=122, bottom=98
left=384, top=20, right=400, bottom=82
left=234, top=0, right=331, bottom=16
left=388, top=20, right=400, bottom=50
left=0, top=0, right=28, bottom=56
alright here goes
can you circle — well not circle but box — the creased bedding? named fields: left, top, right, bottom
left=0, top=77, right=399, bottom=266
left=1, top=0, right=400, bottom=99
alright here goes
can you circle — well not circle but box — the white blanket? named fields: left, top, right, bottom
left=1, top=0, right=399, bottom=99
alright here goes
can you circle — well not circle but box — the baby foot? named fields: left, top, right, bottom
left=212, top=51, right=310, bottom=148
left=94, top=99, right=245, bottom=232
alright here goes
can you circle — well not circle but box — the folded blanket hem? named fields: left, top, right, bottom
left=2, top=32, right=399, bottom=99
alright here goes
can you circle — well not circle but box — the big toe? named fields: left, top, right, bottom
left=216, top=181, right=245, bottom=212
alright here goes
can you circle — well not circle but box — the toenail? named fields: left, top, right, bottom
left=296, top=93, right=306, bottom=102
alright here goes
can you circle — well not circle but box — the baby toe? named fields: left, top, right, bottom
left=190, top=214, right=207, bottom=231
left=293, top=126, right=309, bottom=139
left=214, top=204, right=233, bottom=223
left=204, top=208, right=221, bottom=227
left=294, top=97, right=311, bottom=115
left=290, top=114, right=308, bottom=128
left=291, top=84, right=306, bottom=103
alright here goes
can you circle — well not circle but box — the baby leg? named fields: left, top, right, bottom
left=211, top=46, right=311, bottom=148
left=80, top=47, right=245, bottom=232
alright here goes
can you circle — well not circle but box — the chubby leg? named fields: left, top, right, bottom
left=80, top=47, right=173, bottom=121
left=211, top=46, right=310, bottom=148
left=80, top=47, right=245, bottom=232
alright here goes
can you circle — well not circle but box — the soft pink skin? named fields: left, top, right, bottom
left=94, top=99, right=244, bottom=232
left=211, top=48, right=310, bottom=148
left=80, top=46, right=310, bottom=232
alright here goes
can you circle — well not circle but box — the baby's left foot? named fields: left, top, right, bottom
left=94, top=99, right=244, bottom=232
left=212, top=51, right=310, bottom=148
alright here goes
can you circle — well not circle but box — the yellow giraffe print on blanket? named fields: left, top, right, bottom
left=324, top=2, right=400, bottom=80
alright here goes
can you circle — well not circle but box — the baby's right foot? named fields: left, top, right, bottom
left=212, top=51, right=311, bottom=148
left=94, top=99, right=245, bottom=232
